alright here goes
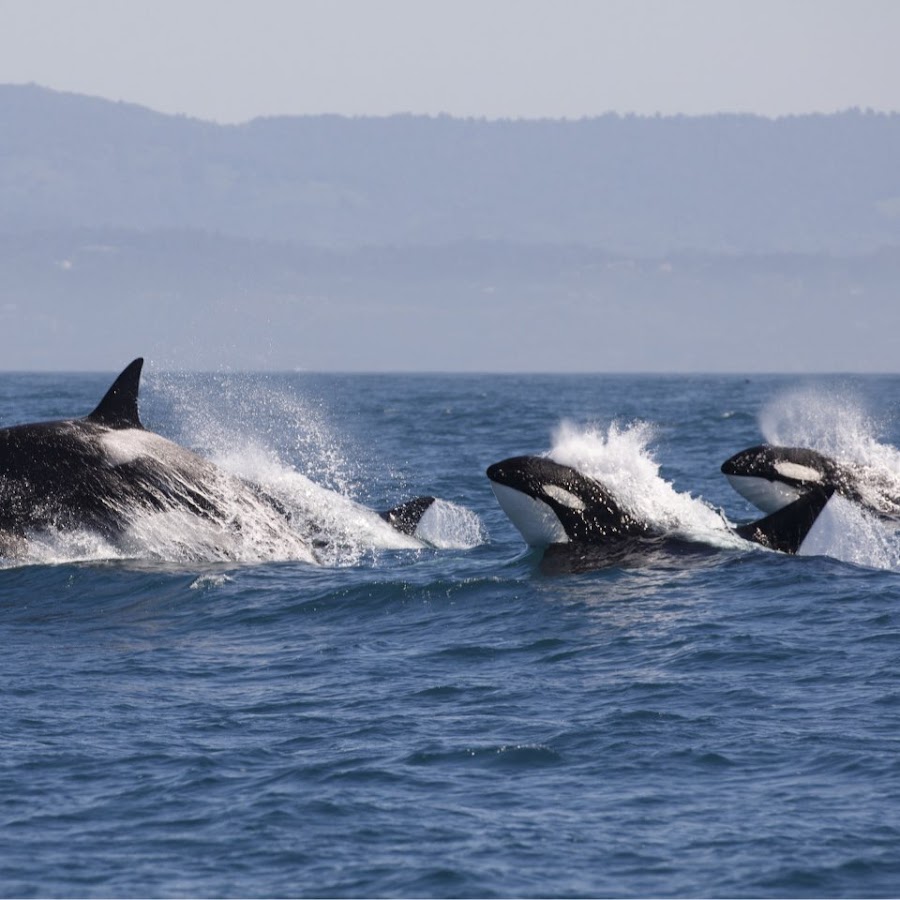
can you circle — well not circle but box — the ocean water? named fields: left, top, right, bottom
left=3, top=370, right=900, bottom=898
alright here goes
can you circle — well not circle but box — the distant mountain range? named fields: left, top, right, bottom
left=3, top=83, right=900, bottom=255
left=1, top=84, right=898, bottom=371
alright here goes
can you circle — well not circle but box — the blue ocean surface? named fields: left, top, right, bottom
left=3, top=370, right=900, bottom=898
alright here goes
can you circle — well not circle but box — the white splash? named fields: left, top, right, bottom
left=548, top=419, right=741, bottom=549
left=190, top=573, right=235, bottom=590
left=211, top=441, right=421, bottom=566
left=208, top=443, right=485, bottom=564
left=151, top=374, right=360, bottom=496
left=168, top=379, right=486, bottom=564
left=414, top=499, right=488, bottom=550
left=759, top=386, right=900, bottom=570
left=798, top=494, right=900, bottom=571
left=7, top=376, right=487, bottom=569
left=759, top=385, right=885, bottom=460
left=20, top=529, right=124, bottom=566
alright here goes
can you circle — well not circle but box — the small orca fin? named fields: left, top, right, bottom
left=86, top=358, right=144, bottom=429
left=380, top=496, right=437, bottom=536
left=735, top=485, right=836, bottom=554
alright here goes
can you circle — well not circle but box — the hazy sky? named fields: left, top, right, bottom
left=2, top=0, right=899, bottom=122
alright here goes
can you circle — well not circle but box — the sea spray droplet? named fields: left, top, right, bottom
left=148, top=371, right=361, bottom=497
left=189, top=573, right=235, bottom=590
left=137, top=372, right=465, bottom=566
left=759, top=385, right=891, bottom=464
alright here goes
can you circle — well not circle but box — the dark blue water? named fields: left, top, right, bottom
left=3, top=371, right=900, bottom=898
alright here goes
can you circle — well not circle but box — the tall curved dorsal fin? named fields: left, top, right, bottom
left=86, top=358, right=144, bottom=429
left=735, top=485, right=835, bottom=554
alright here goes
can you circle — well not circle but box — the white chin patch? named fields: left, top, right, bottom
left=727, top=474, right=802, bottom=514
left=490, top=483, right=569, bottom=546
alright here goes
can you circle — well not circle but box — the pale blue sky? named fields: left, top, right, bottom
left=2, top=0, right=899, bottom=122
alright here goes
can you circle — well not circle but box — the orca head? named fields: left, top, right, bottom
left=720, top=444, right=836, bottom=513
left=486, top=455, right=649, bottom=546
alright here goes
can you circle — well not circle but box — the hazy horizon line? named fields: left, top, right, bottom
left=7, top=81, right=900, bottom=127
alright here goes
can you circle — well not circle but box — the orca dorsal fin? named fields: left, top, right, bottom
left=380, top=496, right=436, bottom=536
left=735, top=485, right=836, bottom=554
left=86, top=358, right=144, bottom=429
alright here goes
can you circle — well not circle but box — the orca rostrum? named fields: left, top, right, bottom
left=0, top=359, right=438, bottom=561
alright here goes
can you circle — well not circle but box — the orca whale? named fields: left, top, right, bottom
left=0, top=359, right=437, bottom=562
left=721, top=444, right=900, bottom=520
left=487, top=454, right=835, bottom=568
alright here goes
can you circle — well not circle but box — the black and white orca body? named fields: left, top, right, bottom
left=487, top=454, right=835, bottom=565
left=486, top=455, right=651, bottom=546
left=721, top=444, right=900, bottom=520
left=0, top=359, right=436, bottom=562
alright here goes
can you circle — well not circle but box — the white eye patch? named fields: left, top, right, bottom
left=543, top=484, right=586, bottom=510
left=774, top=462, right=823, bottom=483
